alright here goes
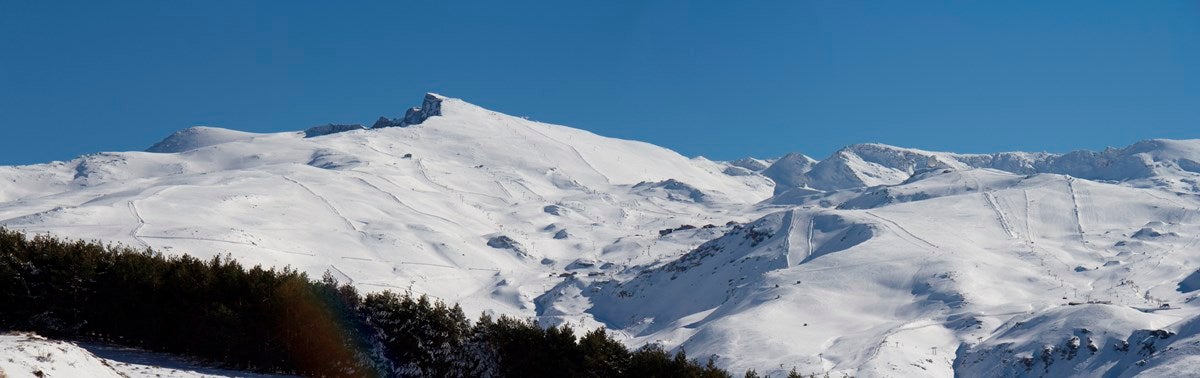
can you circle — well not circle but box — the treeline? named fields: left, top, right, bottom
left=0, top=228, right=783, bottom=377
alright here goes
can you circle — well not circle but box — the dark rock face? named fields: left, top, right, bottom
left=553, top=229, right=569, bottom=239
left=487, top=235, right=520, bottom=249
left=722, top=166, right=755, bottom=176
left=303, top=124, right=364, bottom=138
left=730, top=157, right=770, bottom=171
left=543, top=205, right=567, bottom=216
left=371, top=117, right=403, bottom=129
left=372, top=93, right=444, bottom=129
left=565, top=259, right=594, bottom=270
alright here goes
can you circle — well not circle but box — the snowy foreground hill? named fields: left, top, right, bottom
left=0, top=332, right=287, bottom=378
left=3, top=93, right=1200, bottom=377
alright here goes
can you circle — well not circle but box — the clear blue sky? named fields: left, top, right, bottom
left=2, top=1, right=1197, bottom=165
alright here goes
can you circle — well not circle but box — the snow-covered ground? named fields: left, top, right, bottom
left=0, top=333, right=286, bottom=377
left=2, top=93, right=1199, bottom=376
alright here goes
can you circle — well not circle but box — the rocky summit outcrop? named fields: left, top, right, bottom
left=372, top=93, right=445, bottom=128
left=303, top=124, right=364, bottom=138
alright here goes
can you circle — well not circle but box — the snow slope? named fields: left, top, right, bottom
left=0, top=333, right=284, bottom=378
left=0, top=94, right=772, bottom=321
left=3, top=93, right=1200, bottom=376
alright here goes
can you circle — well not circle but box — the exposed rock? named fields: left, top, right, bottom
left=658, top=224, right=698, bottom=237
left=722, top=166, right=756, bottom=176
left=566, top=259, right=595, bottom=270
left=632, top=179, right=708, bottom=202
left=553, top=229, right=569, bottom=239
left=371, top=116, right=403, bottom=129
left=544, top=205, right=568, bottom=216
left=729, top=157, right=771, bottom=171
left=372, top=93, right=445, bottom=129
left=303, top=124, right=364, bottom=138
left=487, top=235, right=520, bottom=249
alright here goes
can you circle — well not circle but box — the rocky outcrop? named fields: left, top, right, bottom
left=729, top=157, right=771, bottom=171
left=372, top=93, right=445, bottom=129
left=543, top=204, right=568, bottom=216
left=370, top=116, right=403, bottom=129
left=303, top=124, right=364, bottom=138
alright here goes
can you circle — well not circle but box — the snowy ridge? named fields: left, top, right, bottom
left=0, top=93, right=772, bottom=320
left=3, top=93, right=1200, bottom=376
left=767, top=140, right=1200, bottom=194
left=145, top=126, right=262, bottom=153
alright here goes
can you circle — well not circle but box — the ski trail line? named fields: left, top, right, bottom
left=413, top=158, right=457, bottom=194
left=1066, top=178, right=1086, bottom=241
left=782, top=210, right=799, bottom=266
left=791, top=255, right=920, bottom=274
left=327, top=265, right=355, bottom=284
left=501, top=175, right=547, bottom=203
left=864, top=211, right=940, bottom=251
left=414, top=158, right=510, bottom=203
left=120, top=185, right=179, bottom=251
left=350, top=175, right=463, bottom=227
left=395, top=260, right=500, bottom=272
left=281, top=176, right=359, bottom=232
left=807, top=213, right=816, bottom=260
left=126, top=200, right=151, bottom=250
left=518, top=121, right=613, bottom=185
left=139, top=235, right=318, bottom=256
left=983, top=192, right=1017, bottom=239
left=1022, top=189, right=1034, bottom=244
left=1022, top=189, right=1073, bottom=275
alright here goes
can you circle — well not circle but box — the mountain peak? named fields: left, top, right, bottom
left=761, top=153, right=818, bottom=194
left=371, top=93, right=445, bottom=128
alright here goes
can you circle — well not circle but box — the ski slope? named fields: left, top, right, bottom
left=3, top=93, right=1200, bottom=376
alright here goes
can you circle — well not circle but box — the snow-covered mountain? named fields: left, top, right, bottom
left=763, top=141, right=1200, bottom=194
left=2, top=93, right=1199, bottom=377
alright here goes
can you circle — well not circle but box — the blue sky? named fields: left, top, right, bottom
left=1, top=1, right=1197, bottom=165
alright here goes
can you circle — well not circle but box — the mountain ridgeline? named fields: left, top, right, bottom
left=2, top=93, right=1200, bottom=377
